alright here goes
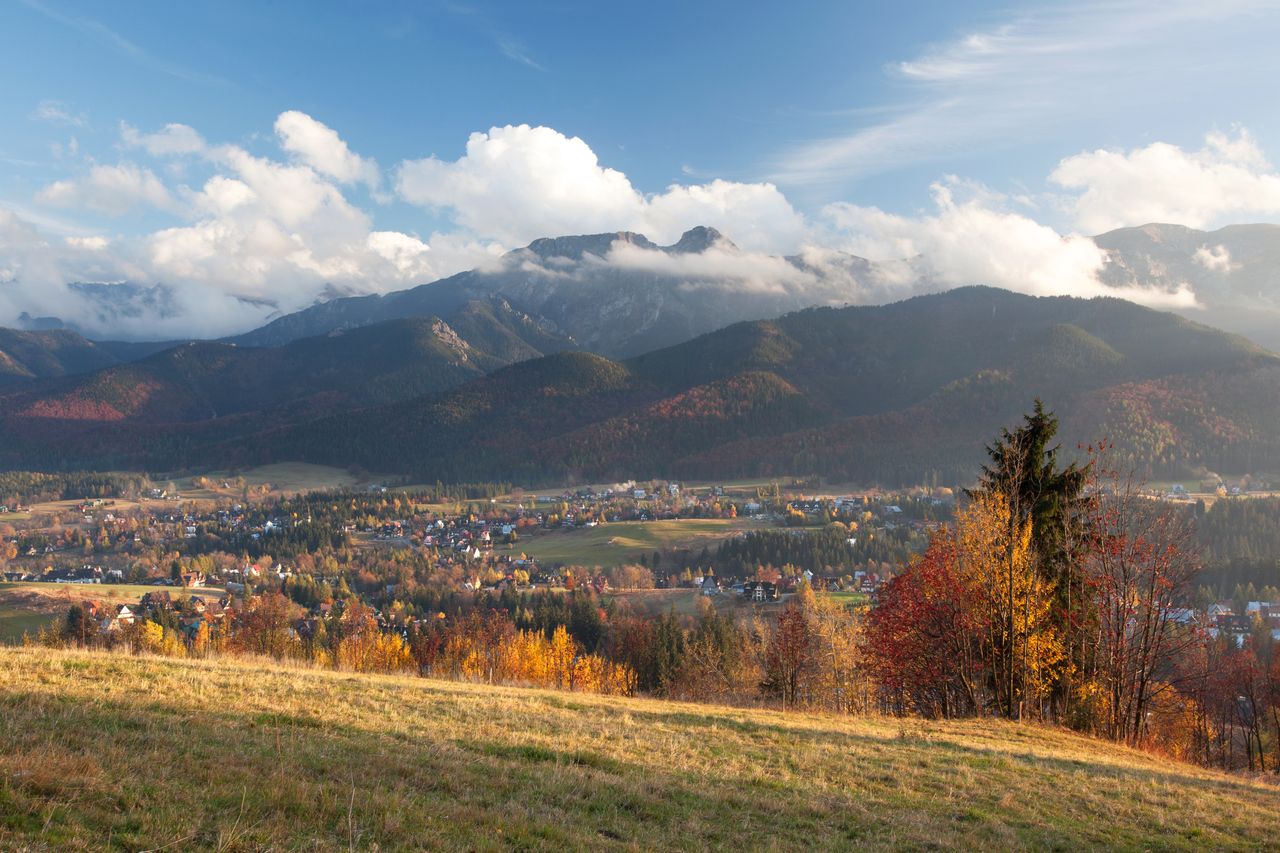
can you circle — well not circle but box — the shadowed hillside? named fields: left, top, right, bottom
left=2, top=287, right=1278, bottom=484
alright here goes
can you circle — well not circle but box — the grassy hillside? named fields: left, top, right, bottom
left=1, top=648, right=1276, bottom=850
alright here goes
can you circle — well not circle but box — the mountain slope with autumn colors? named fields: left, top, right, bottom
left=1, top=286, right=1277, bottom=483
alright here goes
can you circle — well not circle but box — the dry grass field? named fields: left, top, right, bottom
left=1, top=646, right=1276, bottom=851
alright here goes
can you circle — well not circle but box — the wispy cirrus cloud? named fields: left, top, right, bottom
left=768, top=1, right=1280, bottom=187
left=32, top=99, right=86, bottom=127
left=16, top=0, right=230, bottom=86
left=496, top=35, right=545, bottom=71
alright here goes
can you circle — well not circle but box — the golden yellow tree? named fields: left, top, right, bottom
left=805, top=591, right=868, bottom=714
left=956, top=489, right=1063, bottom=719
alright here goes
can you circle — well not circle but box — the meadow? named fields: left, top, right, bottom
left=179, top=462, right=369, bottom=502
left=0, top=647, right=1276, bottom=851
left=0, top=582, right=226, bottom=645
left=519, top=518, right=759, bottom=568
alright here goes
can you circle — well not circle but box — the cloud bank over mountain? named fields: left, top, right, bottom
left=2, top=110, right=1279, bottom=339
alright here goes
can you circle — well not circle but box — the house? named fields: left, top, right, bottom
left=700, top=577, right=721, bottom=596
left=742, top=581, right=779, bottom=602
left=101, top=604, right=137, bottom=632
left=50, top=566, right=101, bottom=584
left=1208, top=602, right=1234, bottom=623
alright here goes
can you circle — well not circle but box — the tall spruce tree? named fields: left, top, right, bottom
left=969, top=400, right=1090, bottom=718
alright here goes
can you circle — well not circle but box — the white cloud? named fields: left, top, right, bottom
left=36, top=163, right=174, bottom=215
left=11, top=112, right=504, bottom=336
left=496, top=36, right=545, bottom=71
left=141, top=142, right=435, bottom=304
left=64, top=235, right=109, bottom=251
left=33, top=99, right=86, bottom=127
left=121, top=121, right=207, bottom=156
left=1050, top=130, right=1280, bottom=233
left=14, top=112, right=1269, bottom=340
left=274, top=111, right=380, bottom=188
left=397, top=125, right=641, bottom=245
left=643, top=180, right=806, bottom=255
left=769, top=1, right=1280, bottom=186
left=601, top=241, right=813, bottom=296
left=817, top=179, right=1198, bottom=309
left=1194, top=244, right=1239, bottom=273
left=396, top=124, right=806, bottom=252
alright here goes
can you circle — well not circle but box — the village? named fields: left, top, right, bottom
left=0, top=476, right=949, bottom=643
left=4, top=475, right=1280, bottom=652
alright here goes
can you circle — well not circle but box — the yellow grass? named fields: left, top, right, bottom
left=0, top=646, right=1276, bottom=851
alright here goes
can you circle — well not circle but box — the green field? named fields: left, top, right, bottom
left=606, top=588, right=706, bottom=618
left=0, top=582, right=226, bottom=645
left=0, top=611, right=53, bottom=643
left=179, top=462, right=368, bottom=502
left=520, top=518, right=758, bottom=567
left=0, top=646, right=1276, bottom=850
left=825, top=590, right=870, bottom=607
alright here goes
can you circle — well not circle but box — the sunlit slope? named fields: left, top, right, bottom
left=0, top=647, right=1276, bottom=850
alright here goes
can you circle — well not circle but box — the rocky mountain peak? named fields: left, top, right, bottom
left=522, top=231, right=658, bottom=260
left=668, top=226, right=733, bottom=254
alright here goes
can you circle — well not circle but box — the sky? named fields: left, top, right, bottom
left=3, top=0, right=1280, bottom=338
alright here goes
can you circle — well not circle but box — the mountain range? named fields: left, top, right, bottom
left=8, top=222, right=1280, bottom=369
left=1096, top=222, right=1280, bottom=351
left=218, top=226, right=877, bottom=357
left=2, top=284, right=1278, bottom=487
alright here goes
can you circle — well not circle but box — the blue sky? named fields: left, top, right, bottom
left=3, top=0, right=1280, bottom=337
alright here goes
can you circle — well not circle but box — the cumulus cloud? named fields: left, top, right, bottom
left=15, top=112, right=1274, bottom=340
left=817, top=179, right=1198, bottom=309
left=274, top=111, right=380, bottom=188
left=140, top=141, right=441, bottom=305
left=396, top=124, right=806, bottom=253
left=1051, top=130, right=1280, bottom=233
left=36, top=163, right=175, bottom=215
left=12, top=112, right=503, bottom=337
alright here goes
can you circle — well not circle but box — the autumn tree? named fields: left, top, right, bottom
left=865, top=531, right=983, bottom=717
left=958, top=489, right=1063, bottom=719
left=1081, top=475, right=1201, bottom=745
left=762, top=587, right=814, bottom=710
left=971, top=401, right=1089, bottom=712
left=233, top=592, right=299, bottom=660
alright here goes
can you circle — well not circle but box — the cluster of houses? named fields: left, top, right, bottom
left=72, top=590, right=235, bottom=638
left=1205, top=601, right=1280, bottom=646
